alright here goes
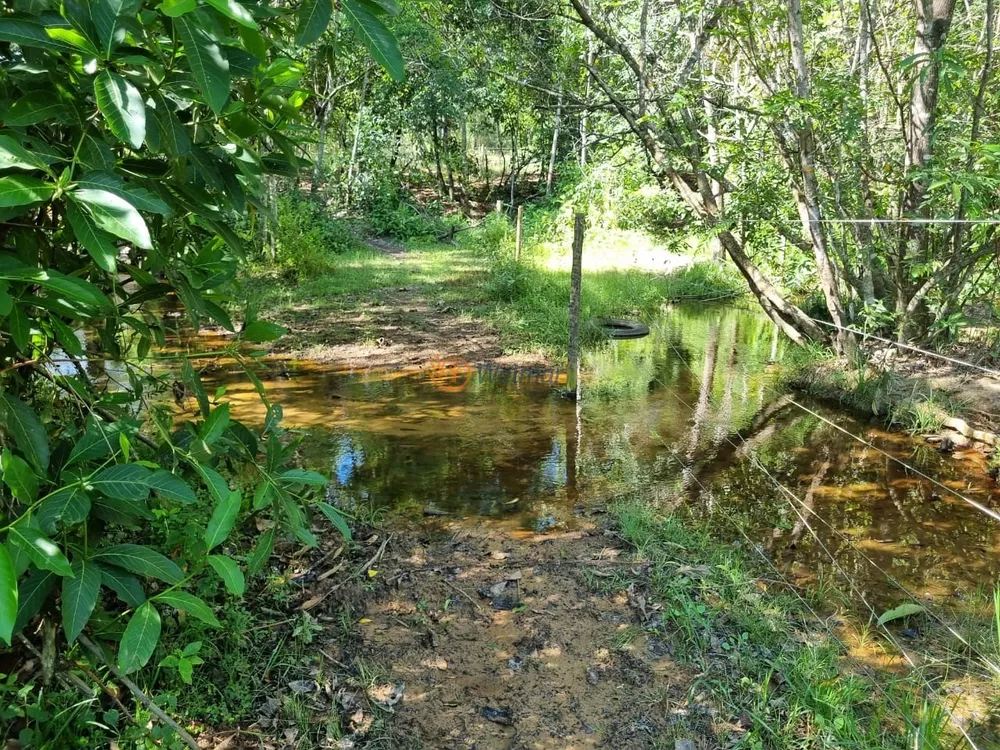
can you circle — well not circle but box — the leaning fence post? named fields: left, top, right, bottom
left=566, top=212, right=585, bottom=399
left=515, top=204, right=524, bottom=262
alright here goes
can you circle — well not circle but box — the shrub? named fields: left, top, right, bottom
left=265, top=196, right=360, bottom=279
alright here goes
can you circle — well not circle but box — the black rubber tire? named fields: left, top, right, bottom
left=591, top=318, right=650, bottom=339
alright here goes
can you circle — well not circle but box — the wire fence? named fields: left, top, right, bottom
left=648, top=329, right=1000, bottom=747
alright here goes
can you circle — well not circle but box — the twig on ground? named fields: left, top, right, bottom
left=77, top=634, right=200, bottom=750
left=299, top=535, right=392, bottom=610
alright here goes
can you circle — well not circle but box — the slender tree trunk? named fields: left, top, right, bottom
left=311, top=68, right=334, bottom=196
left=896, top=0, right=957, bottom=341
left=430, top=117, right=447, bottom=196
left=581, top=11, right=593, bottom=168
left=787, top=0, right=853, bottom=353
left=346, top=68, right=369, bottom=206
left=567, top=213, right=585, bottom=399
left=546, top=89, right=563, bottom=195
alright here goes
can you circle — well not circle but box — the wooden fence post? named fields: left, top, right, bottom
left=515, top=204, right=524, bottom=262
left=495, top=199, right=503, bottom=214
left=567, top=213, right=585, bottom=399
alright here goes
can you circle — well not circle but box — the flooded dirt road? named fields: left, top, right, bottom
left=192, top=304, right=1000, bottom=605
left=165, top=303, right=1000, bottom=747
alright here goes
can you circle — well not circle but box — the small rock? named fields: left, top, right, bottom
left=367, top=682, right=406, bottom=708
left=675, top=741, right=696, bottom=750
left=287, top=680, right=314, bottom=694
left=481, top=706, right=513, bottom=725
left=423, top=506, right=449, bottom=516
left=491, top=551, right=510, bottom=561
left=586, top=666, right=600, bottom=685
left=534, top=516, right=556, bottom=532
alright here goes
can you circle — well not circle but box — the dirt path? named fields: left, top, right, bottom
left=268, top=240, right=546, bottom=371
left=354, top=517, right=713, bottom=749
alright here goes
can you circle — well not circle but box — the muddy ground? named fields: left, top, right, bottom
left=349, top=515, right=724, bottom=750
left=265, top=239, right=547, bottom=372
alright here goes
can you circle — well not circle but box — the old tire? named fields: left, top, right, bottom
left=591, top=318, right=650, bottom=339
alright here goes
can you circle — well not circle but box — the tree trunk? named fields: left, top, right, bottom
left=546, top=89, right=563, bottom=195
left=787, top=0, right=854, bottom=354
left=346, top=68, right=369, bottom=207
left=311, top=68, right=334, bottom=196
left=896, top=0, right=957, bottom=341
left=430, top=117, right=447, bottom=196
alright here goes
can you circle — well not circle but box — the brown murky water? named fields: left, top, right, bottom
left=175, top=305, right=1000, bottom=608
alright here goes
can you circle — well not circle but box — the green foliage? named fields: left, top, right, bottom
left=0, top=0, right=386, bottom=741
left=260, top=195, right=361, bottom=280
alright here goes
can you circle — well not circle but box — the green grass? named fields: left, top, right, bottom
left=606, top=498, right=962, bottom=749
left=784, top=349, right=965, bottom=435
left=244, top=208, right=744, bottom=361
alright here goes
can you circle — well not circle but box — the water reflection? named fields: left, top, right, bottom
left=197, top=304, right=1000, bottom=603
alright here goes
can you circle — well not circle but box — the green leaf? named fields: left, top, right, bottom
left=242, top=320, right=286, bottom=342
left=295, top=0, right=331, bottom=47
left=877, top=603, right=926, bottom=625
left=8, top=526, right=73, bottom=577
left=159, top=0, right=196, bottom=16
left=0, top=545, right=17, bottom=645
left=118, top=602, right=161, bottom=674
left=279, top=469, right=328, bottom=487
left=13, top=569, right=56, bottom=635
left=92, top=0, right=140, bottom=57
left=67, top=198, right=118, bottom=273
left=90, top=463, right=151, bottom=501
left=318, top=502, right=352, bottom=542
left=343, top=0, right=404, bottom=82
left=62, top=558, right=102, bottom=641
left=205, top=490, right=240, bottom=550
left=199, top=404, right=230, bottom=445
left=181, top=360, right=211, bottom=417
left=94, top=71, right=146, bottom=150
left=0, top=134, right=51, bottom=172
left=37, top=485, right=90, bottom=531
left=246, top=526, right=275, bottom=576
left=154, top=590, right=220, bottom=627
left=148, top=470, right=196, bottom=504
left=8, top=303, right=28, bottom=352
left=98, top=563, right=145, bottom=608
left=205, top=0, right=258, bottom=28
left=0, top=391, right=49, bottom=471
left=0, top=175, right=54, bottom=208
left=195, top=463, right=229, bottom=504
left=75, top=172, right=171, bottom=216
left=94, top=544, right=183, bottom=584
left=207, top=554, right=244, bottom=595
left=66, top=419, right=121, bottom=468
left=150, top=90, right=190, bottom=157
left=72, top=188, right=152, bottom=249
left=0, top=18, right=80, bottom=53
left=46, top=27, right=99, bottom=56
left=1, top=448, right=38, bottom=501
left=3, top=92, right=71, bottom=127
left=175, top=17, right=231, bottom=115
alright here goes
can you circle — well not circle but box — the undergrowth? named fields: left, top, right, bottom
left=784, top=350, right=964, bottom=434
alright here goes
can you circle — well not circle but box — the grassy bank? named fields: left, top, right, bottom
left=246, top=207, right=743, bottom=362
left=783, top=347, right=972, bottom=436
left=604, top=499, right=997, bottom=748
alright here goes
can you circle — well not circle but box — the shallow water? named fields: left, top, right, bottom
left=192, top=304, right=1000, bottom=606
